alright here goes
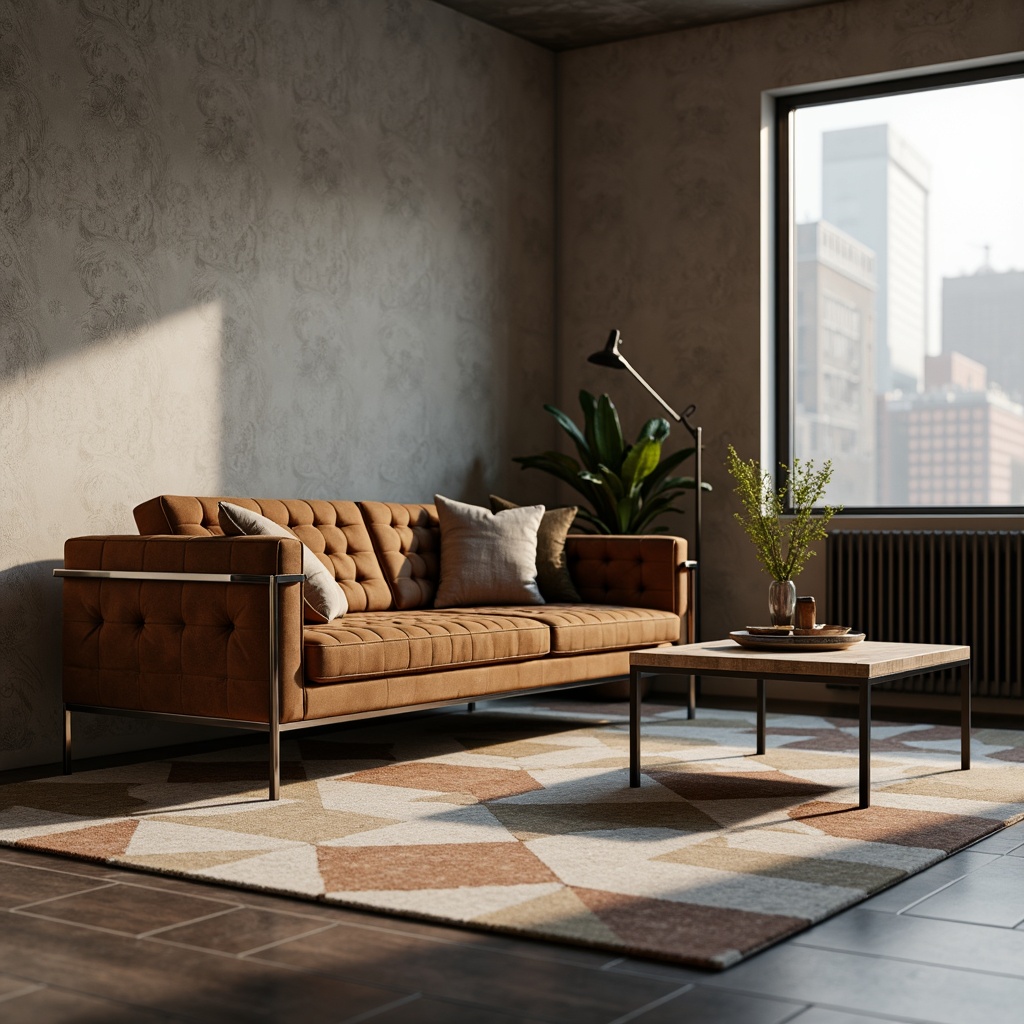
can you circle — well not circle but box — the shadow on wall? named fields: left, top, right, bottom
left=0, top=562, right=61, bottom=766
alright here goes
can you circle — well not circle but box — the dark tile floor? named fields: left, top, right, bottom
left=0, top=819, right=1021, bottom=1023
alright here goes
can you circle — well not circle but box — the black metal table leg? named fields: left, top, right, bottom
left=630, top=666, right=642, bottom=787
left=859, top=682, right=872, bottom=808
left=756, top=679, right=766, bottom=755
left=961, top=661, right=971, bottom=771
left=687, top=674, right=695, bottom=720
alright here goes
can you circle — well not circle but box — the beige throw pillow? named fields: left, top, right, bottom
left=217, top=501, right=348, bottom=623
left=433, top=494, right=545, bottom=608
left=489, top=496, right=581, bottom=603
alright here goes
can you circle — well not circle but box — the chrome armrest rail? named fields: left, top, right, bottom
left=54, top=566, right=305, bottom=799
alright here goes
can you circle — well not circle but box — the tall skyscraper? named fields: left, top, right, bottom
left=822, top=124, right=930, bottom=394
left=942, top=265, right=1024, bottom=401
left=794, top=221, right=877, bottom=506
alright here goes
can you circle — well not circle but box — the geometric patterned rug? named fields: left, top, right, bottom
left=2, top=699, right=1023, bottom=969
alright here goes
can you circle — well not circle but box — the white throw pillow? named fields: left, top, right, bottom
left=217, top=501, right=348, bottom=623
left=433, top=494, right=545, bottom=608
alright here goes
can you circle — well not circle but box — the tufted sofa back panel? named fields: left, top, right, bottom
left=132, top=496, right=393, bottom=613
left=358, top=501, right=440, bottom=610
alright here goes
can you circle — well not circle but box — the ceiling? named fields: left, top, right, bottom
left=430, top=0, right=839, bottom=50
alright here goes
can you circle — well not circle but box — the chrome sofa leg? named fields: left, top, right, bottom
left=63, top=706, right=72, bottom=775
left=269, top=722, right=280, bottom=801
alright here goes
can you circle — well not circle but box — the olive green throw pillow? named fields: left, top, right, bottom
left=489, top=495, right=582, bottom=603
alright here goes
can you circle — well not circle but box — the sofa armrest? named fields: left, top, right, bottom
left=565, top=534, right=693, bottom=622
left=60, top=535, right=306, bottom=723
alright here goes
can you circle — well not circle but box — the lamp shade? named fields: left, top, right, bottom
left=587, top=329, right=626, bottom=368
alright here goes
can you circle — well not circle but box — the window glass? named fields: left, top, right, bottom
left=787, top=75, right=1024, bottom=509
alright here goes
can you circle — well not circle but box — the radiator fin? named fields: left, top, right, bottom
left=826, top=531, right=1023, bottom=698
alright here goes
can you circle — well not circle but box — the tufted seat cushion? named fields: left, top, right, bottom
left=457, top=604, right=680, bottom=654
left=303, top=610, right=550, bottom=684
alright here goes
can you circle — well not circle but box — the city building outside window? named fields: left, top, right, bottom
left=777, top=66, right=1024, bottom=511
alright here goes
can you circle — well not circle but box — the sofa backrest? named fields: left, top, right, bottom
left=133, top=496, right=393, bottom=613
left=356, top=501, right=440, bottom=610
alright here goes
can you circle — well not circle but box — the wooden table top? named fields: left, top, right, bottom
left=631, top=639, right=971, bottom=679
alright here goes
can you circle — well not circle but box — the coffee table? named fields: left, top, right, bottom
left=629, top=640, right=971, bottom=808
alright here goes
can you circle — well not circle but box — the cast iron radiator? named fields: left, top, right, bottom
left=827, top=530, right=1024, bottom=697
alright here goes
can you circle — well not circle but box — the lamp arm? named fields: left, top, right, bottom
left=617, top=355, right=682, bottom=422
left=679, top=403, right=699, bottom=445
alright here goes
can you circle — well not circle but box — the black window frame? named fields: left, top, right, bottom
left=774, top=59, right=1024, bottom=516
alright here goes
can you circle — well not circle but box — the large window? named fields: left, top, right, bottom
left=777, top=65, right=1024, bottom=511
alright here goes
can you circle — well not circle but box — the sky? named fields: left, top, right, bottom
left=793, top=75, right=1024, bottom=352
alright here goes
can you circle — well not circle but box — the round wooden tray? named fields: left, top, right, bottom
left=729, top=630, right=866, bottom=652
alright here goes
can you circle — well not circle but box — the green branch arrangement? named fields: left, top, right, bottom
left=725, top=444, right=841, bottom=581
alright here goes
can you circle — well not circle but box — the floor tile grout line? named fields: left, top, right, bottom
left=7, top=906, right=219, bottom=942
left=768, top=939, right=1024, bottom=982
left=137, top=905, right=241, bottom=939
left=0, top=974, right=200, bottom=1023
left=338, top=992, right=422, bottom=1024
left=788, top=998, right=960, bottom=1024
left=779, top=1003, right=909, bottom=1024
left=798, top=908, right=1024, bottom=939
left=240, top=946, right=430, bottom=998
left=259, top=910, right=620, bottom=971
left=888, top=875, right=980, bottom=915
left=0, top=982, right=47, bottom=1005
left=94, top=876, right=249, bottom=911
left=0, top=852, right=130, bottom=881
left=144, top=934, right=287, bottom=964
left=604, top=983, right=695, bottom=1024
left=8, top=880, right=119, bottom=912
left=236, top=920, right=341, bottom=957
left=776, top=1006, right=818, bottom=1024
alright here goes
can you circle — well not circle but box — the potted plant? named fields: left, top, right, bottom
left=725, top=444, right=841, bottom=625
left=514, top=390, right=710, bottom=534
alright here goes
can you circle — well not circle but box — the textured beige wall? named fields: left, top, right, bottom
left=558, top=0, right=1024, bottom=668
left=0, top=0, right=555, bottom=768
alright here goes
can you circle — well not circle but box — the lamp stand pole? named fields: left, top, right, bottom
left=587, top=330, right=702, bottom=642
left=680, top=406, right=702, bottom=643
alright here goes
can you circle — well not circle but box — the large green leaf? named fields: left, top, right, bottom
left=573, top=508, right=613, bottom=534
left=514, top=453, right=594, bottom=502
left=636, top=417, right=671, bottom=444
left=579, top=390, right=599, bottom=460
left=543, top=403, right=593, bottom=468
left=577, top=471, right=619, bottom=527
left=581, top=469, right=625, bottom=523
left=592, top=394, right=625, bottom=471
left=640, top=447, right=696, bottom=495
left=616, top=497, right=634, bottom=532
left=621, top=437, right=662, bottom=492
left=632, top=497, right=687, bottom=534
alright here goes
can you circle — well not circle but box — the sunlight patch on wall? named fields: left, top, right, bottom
left=0, top=302, right=222, bottom=769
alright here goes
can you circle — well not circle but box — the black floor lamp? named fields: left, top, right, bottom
left=588, top=329, right=702, bottom=642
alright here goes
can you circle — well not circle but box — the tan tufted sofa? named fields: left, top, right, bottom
left=58, top=495, right=694, bottom=798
